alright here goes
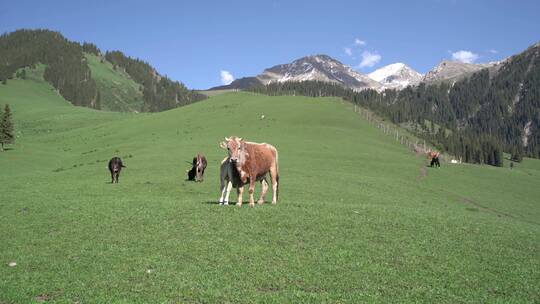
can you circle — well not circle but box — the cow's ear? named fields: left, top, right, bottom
left=225, top=137, right=230, bottom=141
left=219, top=141, right=227, bottom=149
left=238, top=137, right=243, bottom=141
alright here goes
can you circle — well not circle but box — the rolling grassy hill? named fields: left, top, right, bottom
left=0, top=75, right=539, bottom=303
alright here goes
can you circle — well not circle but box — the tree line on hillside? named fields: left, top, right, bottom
left=0, top=29, right=100, bottom=109
left=0, top=104, right=14, bottom=151
left=248, top=55, right=540, bottom=167
left=0, top=29, right=206, bottom=112
left=105, top=51, right=207, bottom=112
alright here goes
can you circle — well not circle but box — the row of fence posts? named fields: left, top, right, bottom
left=353, top=104, right=452, bottom=163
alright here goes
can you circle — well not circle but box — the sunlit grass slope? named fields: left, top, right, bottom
left=0, top=76, right=539, bottom=303
left=85, top=53, right=144, bottom=112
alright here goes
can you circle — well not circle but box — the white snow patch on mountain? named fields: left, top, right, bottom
left=368, top=63, right=423, bottom=90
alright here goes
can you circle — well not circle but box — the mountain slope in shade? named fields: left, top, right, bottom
left=209, top=77, right=262, bottom=91
left=368, top=63, right=423, bottom=89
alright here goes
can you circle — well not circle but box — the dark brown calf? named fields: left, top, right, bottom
left=187, top=153, right=207, bottom=182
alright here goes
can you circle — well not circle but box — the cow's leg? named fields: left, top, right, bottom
left=248, top=177, right=256, bottom=207
left=257, top=178, right=269, bottom=204
left=224, top=181, right=232, bottom=205
left=219, top=177, right=227, bottom=204
left=270, top=166, right=278, bottom=204
left=111, top=172, right=114, bottom=184
left=236, top=185, right=244, bottom=207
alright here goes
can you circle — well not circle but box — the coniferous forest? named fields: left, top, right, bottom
left=248, top=44, right=540, bottom=166
left=0, top=29, right=206, bottom=112
left=104, top=51, right=207, bottom=112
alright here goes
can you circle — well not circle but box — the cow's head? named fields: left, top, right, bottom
left=110, top=158, right=123, bottom=173
left=223, top=136, right=246, bottom=164
left=426, top=151, right=439, bottom=159
left=193, top=154, right=206, bottom=182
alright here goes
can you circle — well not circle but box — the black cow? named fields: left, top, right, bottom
left=187, top=153, right=207, bottom=182
left=108, top=157, right=126, bottom=183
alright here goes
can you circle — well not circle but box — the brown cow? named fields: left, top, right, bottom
left=223, top=136, right=279, bottom=207
left=218, top=142, right=270, bottom=205
left=427, top=150, right=441, bottom=168
left=187, top=153, right=207, bottom=182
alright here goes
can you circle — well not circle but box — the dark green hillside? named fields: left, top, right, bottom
left=0, top=29, right=100, bottom=109
left=0, top=29, right=205, bottom=112
left=104, top=51, right=207, bottom=112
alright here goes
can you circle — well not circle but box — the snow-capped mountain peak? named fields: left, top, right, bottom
left=368, top=63, right=422, bottom=89
left=256, top=55, right=381, bottom=91
left=368, top=63, right=406, bottom=82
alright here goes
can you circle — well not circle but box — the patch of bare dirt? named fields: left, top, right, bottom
left=417, top=166, right=427, bottom=180
left=35, top=294, right=50, bottom=302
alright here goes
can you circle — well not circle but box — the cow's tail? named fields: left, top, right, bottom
left=276, top=173, right=280, bottom=201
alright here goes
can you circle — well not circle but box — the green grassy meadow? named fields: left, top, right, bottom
left=1, top=75, right=539, bottom=303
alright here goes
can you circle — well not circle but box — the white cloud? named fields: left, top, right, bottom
left=451, top=50, right=479, bottom=63
left=354, top=38, right=366, bottom=46
left=344, top=47, right=352, bottom=56
left=220, top=70, right=234, bottom=85
left=488, top=49, right=498, bottom=54
left=358, top=50, right=381, bottom=68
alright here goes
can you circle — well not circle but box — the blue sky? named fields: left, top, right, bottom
left=1, top=0, right=539, bottom=89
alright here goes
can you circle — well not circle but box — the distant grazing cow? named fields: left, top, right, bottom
left=223, top=136, right=279, bottom=207
left=108, top=157, right=126, bottom=183
left=427, top=151, right=441, bottom=168
left=187, top=153, right=207, bottom=182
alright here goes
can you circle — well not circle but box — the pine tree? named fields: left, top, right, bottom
left=95, top=91, right=101, bottom=110
left=511, top=146, right=523, bottom=162
left=0, top=104, right=14, bottom=151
